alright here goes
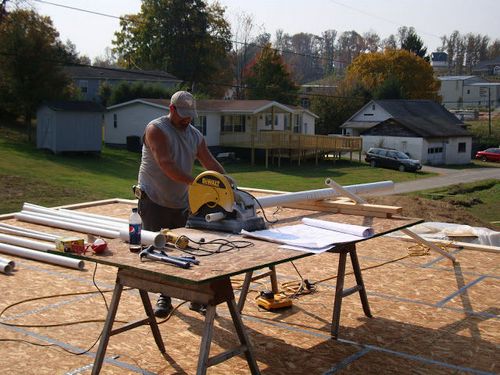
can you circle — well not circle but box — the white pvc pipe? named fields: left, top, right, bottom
left=0, top=260, right=13, bottom=274
left=0, top=233, right=56, bottom=252
left=0, top=256, right=15, bottom=270
left=0, top=223, right=59, bottom=241
left=15, top=212, right=120, bottom=238
left=257, top=180, right=394, bottom=208
left=59, top=208, right=128, bottom=224
left=24, top=203, right=128, bottom=226
left=22, top=205, right=123, bottom=230
left=0, top=243, right=84, bottom=270
left=16, top=211, right=165, bottom=248
left=19, top=210, right=121, bottom=231
left=205, top=212, right=226, bottom=222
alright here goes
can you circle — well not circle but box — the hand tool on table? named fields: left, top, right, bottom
left=139, top=246, right=198, bottom=269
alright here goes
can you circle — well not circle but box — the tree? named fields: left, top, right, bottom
left=0, top=9, right=71, bottom=140
left=113, top=0, right=232, bottom=96
left=244, top=43, right=298, bottom=104
left=107, top=81, right=177, bottom=106
left=346, top=49, right=440, bottom=100
left=400, top=28, right=428, bottom=59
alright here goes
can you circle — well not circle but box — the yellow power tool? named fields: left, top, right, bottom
left=186, top=171, right=266, bottom=233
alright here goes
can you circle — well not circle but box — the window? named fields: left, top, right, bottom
left=193, top=115, right=207, bottom=135
left=428, top=147, right=443, bottom=154
left=466, top=89, right=470, bottom=94
left=113, top=114, right=117, bottom=128
left=458, top=142, right=466, bottom=153
left=78, top=80, right=88, bottom=94
left=220, top=115, right=246, bottom=133
left=284, top=115, right=289, bottom=130
left=363, top=113, right=374, bottom=116
left=372, top=104, right=375, bottom=110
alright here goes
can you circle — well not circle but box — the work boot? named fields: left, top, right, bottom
left=189, top=302, right=207, bottom=315
left=154, top=294, right=173, bottom=318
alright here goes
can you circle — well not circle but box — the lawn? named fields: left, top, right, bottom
left=0, top=124, right=434, bottom=214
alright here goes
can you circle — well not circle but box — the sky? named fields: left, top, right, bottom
left=30, top=0, right=500, bottom=61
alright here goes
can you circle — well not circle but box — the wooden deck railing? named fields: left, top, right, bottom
left=219, top=131, right=362, bottom=166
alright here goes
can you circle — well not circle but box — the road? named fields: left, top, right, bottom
left=378, top=166, right=500, bottom=195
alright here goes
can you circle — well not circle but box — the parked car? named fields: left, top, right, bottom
left=365, top=147, right=422, bottom=172
left=475, top=148, right=500, bottom=162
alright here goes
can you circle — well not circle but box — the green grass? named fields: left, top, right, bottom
left=410, top=179, right=500, bottom=225
left=0, top=124, right=435, bottom=214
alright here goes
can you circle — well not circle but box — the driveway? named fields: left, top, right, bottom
left=378, top=166, right=500, bottom=195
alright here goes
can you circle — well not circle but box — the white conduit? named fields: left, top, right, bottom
left=59, top=208, right=128, bottom=224
left=0, top=260, right=13, bottom=274
left=15, top=211, right=166, bottom=248
left=0, top=243, right=84, bottom=270
left=0, top=233, right=56, bottom=252
left=257, top=180, right=394, bottom=209
left=0, top=223, right=59, bottom=241
left=19, top=210, right=121, bottom=232
left=0, top=256, right=15, bottom=274
left=23, top=204, right=123, bottom=229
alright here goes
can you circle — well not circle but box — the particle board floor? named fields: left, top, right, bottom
left=0, top=200, right=498, bottom=374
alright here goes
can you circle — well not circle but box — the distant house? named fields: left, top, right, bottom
left=299, top=83, right=337, bottom=109
left=63, top=66, right=181, bottom=102
left=472, top=56, right=500, bottom=76
left=36, top=101, right=104, bottom=154
left=340, top=100, right=472, bottom=165
left=438, top=75, right=500, bottom=109
left=104, top=99, right=318, bottom=149
left=430, top=51, right=448, bottom=71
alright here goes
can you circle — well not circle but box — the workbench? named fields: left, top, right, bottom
left=7, top=200, right=421, bottom=373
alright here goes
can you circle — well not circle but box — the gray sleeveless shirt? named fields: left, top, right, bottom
left=138, top=115, right=203, bottom=209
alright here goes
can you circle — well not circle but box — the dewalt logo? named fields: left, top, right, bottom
left=201, top=177, right=221, bottom=188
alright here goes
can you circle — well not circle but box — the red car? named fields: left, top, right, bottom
left=475, top=148, right=500, bottom=162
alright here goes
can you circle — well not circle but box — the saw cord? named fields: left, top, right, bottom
left=178, top=236, right=254, bottom=256
left=237, top=189, right=278, bottom=224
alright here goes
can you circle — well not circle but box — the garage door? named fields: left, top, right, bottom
left=427, top=144, right=445, bottom=165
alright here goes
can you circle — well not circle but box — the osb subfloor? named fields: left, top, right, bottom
left=0, top=201, right=499, bottom=374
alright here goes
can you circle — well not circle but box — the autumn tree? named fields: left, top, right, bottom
left=0, top=9, right=71, bottom=139
left=346, top=49, right=440, bottom=100
left=244, top=43, right=298, bottom=104
left=113, top=0, right=232, bottom=96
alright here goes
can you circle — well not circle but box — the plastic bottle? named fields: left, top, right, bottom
left=129, top=208, right=142, bottom=252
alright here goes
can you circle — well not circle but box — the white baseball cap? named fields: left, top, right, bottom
left=170, top=91, right=198, bottom=118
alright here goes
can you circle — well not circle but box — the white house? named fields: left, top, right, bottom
left=340, top=100, right=472, bottom=165
left=36, top=101, right=104, bottom=154
left=438, top=75, right=500, bottom=109
left=104, top=98, right=318, bottom=148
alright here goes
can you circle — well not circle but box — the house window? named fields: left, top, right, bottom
left=363, top=113, right=374, bottom=116
left=301, top=98, right=310, bottom=108
left=113, top=114, right=117, bottom=128
left=428, top=147, right=443, bottom=154
left=372, top=104, right=375, bottom=110
left=79, top=80, right=88, bottom=94
left=220, top=115, right=246, bottom=133
left=458, top=142, right=466, bottom=153
left=193, top=115, right=207, bottom=135
left=284, top=115, right=289, bottom=130
left=466, top=89, right=470, bottom=94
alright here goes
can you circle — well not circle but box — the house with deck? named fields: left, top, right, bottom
left=104, top=98, right=361, bottom=166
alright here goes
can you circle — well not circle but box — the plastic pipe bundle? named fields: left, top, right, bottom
left=0, top=243, right=84, bottom=270
left=257, top=180, right=394, bottom=209
left=17, top=204, right=166, bottom=248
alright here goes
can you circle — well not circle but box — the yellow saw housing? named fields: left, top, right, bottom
left=188, top=171, right=235, bottom=214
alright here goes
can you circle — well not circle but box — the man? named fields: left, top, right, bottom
left=137, top=90, right=225, bottom=317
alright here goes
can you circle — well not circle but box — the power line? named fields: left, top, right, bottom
left=32, top=0, right=345, bottom=65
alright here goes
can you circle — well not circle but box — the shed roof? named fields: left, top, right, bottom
left=42, top=101, right=105, bottom=112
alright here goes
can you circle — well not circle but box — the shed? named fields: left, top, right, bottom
left=36, top=101, right=104, bottom=153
